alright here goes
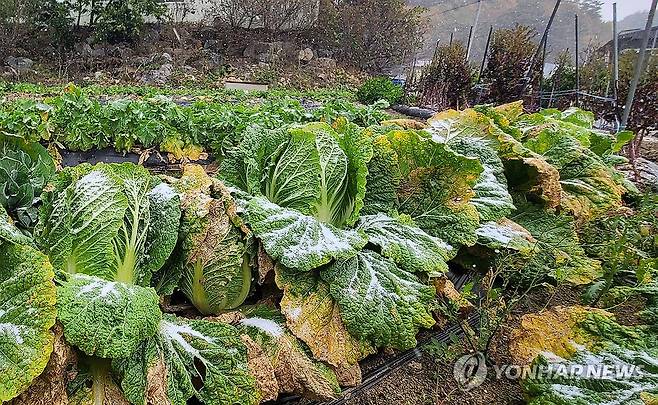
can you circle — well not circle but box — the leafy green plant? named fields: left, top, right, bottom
left=0, top=136, right=55, bottom=229
left=1, top=97, right=651, bottom=405
left=356, top=77, right=403, bottom=105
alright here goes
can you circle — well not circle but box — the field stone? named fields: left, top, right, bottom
left=6, top=56, right=34, bottom=72
left=75, top=42, right=93, bottom=57
left=298, top=48, right=314, bottom=63
left=312, top=57, right=336, bottom=70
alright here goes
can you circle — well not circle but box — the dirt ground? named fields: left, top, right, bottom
left=338, top=281, right=644, bottom=405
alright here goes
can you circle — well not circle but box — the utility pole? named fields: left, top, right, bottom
left=466, top=26, right=474, bottom=62
left=575, top=14, right=580, bottom=107
left=620, top=0, right=658, bottom=130
left=523, top=0, right=562, bottom=93
left=612, top=3, right=619, bottom=104
left=467, top=0, right=483, bottom=60
left=477, top=25, right=494, bottom=84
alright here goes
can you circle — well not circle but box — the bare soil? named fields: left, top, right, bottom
left=340, top=282, right=642, bottom=405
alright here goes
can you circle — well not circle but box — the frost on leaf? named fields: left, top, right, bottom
left=8, top=324, right=76, bottom=405
left=36, top=163, right=180, bottom=286
left=56, top=274, right=162, bottom=358
left=275, top=266, right=374, bottom=382
left=117, top=315, right=259, bottom=405
left=525, top=345, right=658, bottom=405
left=237, top=306, right=342, bottom=400
left=321, top=250, right=436, bottom=349
left=0, top=207, right=31, bottom=246
left=245, top=196, right=367, bottom=272
left=511, top=204, right=603, bottom=285
left=525, top=130, right=625, bottom=220
left=514, top=306, right=658, bottom=405
left=475, top=218, right=535, bottom=254
left=357, top=213, right=454, bottom=275
left=379, top=129, right=482, bottom=246
left=0, top=243, right=57, bottom=402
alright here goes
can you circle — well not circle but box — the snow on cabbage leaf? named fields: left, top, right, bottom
left=219, top=122, right=372, bottom=228
left=524, top=130, right=625, bottom=220
left=525, top=346, right=658, bottom=405
left=512, top=306, right=658, bottom=405
left=356, top=213, right=454, bottom=275
left=427, top=108, right=515, bottom=221
left=245, top=196, right=367, bottom=272
left=0, top=243, right=56, bottom=402
left=274, top=265, right=374, bottom=382
left=36, top=163, right=180, bottom=286
left=370, top=129, right=482, bottom=246
left=0, top=206, right=31, bottom=246
left=115, top=314, right=259, bottom=405
left=162, top=165, right=252, bottom=314
left=56, top=273, right=162, bottom=358
left=321, top=250, right=436, bottom=349
left=475, top=218, right=535, bottom=254
left=236, top=306, right=342, bottom=400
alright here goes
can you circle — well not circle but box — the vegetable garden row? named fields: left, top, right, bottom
left=1, top=85, right=657, bottom=404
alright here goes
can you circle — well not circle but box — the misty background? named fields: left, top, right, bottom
left=412, top=0, right=656, bottom=64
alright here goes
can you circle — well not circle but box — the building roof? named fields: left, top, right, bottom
left=599, top=26, right=658, bottom=54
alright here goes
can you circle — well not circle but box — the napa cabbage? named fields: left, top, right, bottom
left=221, top=124, right=450, bottom=349
left=0, top=241, right=57, bottom=401
left=115, top=315, right=259, bottom=405
left=37, top=162, right=180, bottom=285
left=155, top=165, right=253, bottom=315
left=0, top=135, right=55, bottom=229
left=36, top=163, right=180, bottom=359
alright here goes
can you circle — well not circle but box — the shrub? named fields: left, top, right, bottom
left=483, top=25, right=537, bottom=103
left=94, top=0, right=166, bottom=43
left=419, top=42, right=473, bottom=110
left=356, top=77, right=403, bottom=105
left=317, top=0, right=425, bottom=72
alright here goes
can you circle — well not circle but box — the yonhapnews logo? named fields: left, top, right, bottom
left=453, top=351, right=644, bottom=392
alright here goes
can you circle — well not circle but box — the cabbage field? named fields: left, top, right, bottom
left=1, top=86, right=657, bottom=404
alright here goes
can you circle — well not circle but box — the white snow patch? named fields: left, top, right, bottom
left=149, top=183, right=178, bottom=203
left=288, top=307, right=302, bottom=321
left=0, top=323, right=25, bottom=344
left=161, top=320, right=214, bottom=360
left=551, top=384, right=585, bottom=399
left=240, top=317, right=284, bottom=338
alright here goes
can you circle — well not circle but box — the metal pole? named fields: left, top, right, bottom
left=477, top=26, right=494, bottom=84
left=612, top=3, right=619, bottom=104
left=620, top=0, right=658, bottom=130
left=466, top=26, right=474, bottom=62
left=524, top=0, right=562, bottom=92
left=575, top=14, right=580, bottom=107
left=540, top=32, right=548, bottom=108
left=431, top=39, right=440, bottom=64
left=467, top=0, right=482, bottom=60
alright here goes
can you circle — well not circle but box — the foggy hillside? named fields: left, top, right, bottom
left=410, top=0, right=654, bottom=64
